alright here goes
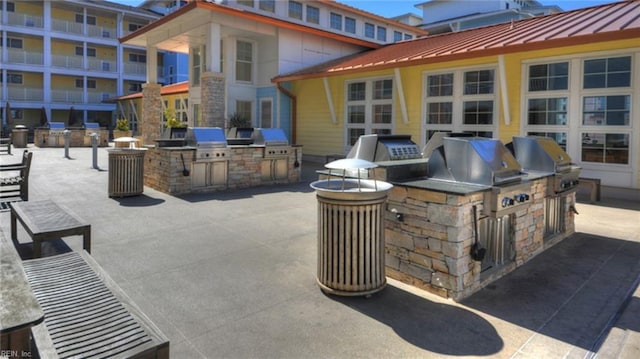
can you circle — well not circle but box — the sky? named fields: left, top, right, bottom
left=117, top=0, right=623, bottom=17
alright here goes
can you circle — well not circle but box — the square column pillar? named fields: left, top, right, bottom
left=141, top=83, right=162, bottom=146
left=201, top=72, right=225, bottom=128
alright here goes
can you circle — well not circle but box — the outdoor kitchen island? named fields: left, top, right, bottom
left=331, top=134, right=579, bottom=301
left=143, top=127, right=302, bottom=195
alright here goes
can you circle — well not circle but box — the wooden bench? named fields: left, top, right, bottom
left=23, top=250, right=170, bottom=358
left=578, top=177, right=601, bottom=203
left=0, top=150, right=32, bottom=204
left=10, top=199, right=91, bottom=258
left=0, top=137, right=10, bottom=154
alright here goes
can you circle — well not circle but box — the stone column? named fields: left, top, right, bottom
left=140, top=83, right=162, bottom=146
left=201, top=72, right=225, bottom=128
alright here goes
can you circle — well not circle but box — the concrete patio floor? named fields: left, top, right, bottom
left=1, top=145, right=639, bottom=358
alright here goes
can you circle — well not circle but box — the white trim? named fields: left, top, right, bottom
left=394, top=68, right=408, bottom=125
left=498, top=55, right=510, bottom=126
left=323, top=77, right=337, bottom=124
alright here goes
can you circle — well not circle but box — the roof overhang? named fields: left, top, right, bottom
left=120, top=1, right=384, bottom=53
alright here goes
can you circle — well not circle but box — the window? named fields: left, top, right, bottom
left=345, top=17, right=356, bottom=34
left=7, top=72, right=22, bottom=84
left=128, top=23, right=143, bottom=32
left=75, top=14, right=83, bottom=23
left=424, top=69, right=496, bottom=139
left=7, top=2, right=15, bottom=12
left=581, top=133, right=629, bottom=164
left=330, top=13, right=342, bottom=31
left=238, top=0, right=254, bottom=7
left=529, top=62, right=568, bottom=91
left=128, top=82, right=142, bottom=92
left=75, top=47, right=83, bottom=56
left=87, top=15, right=96, bottom=25
left=584, top=56, right=631, bottom=88
left=288, top=1, right=302, bottom=20
left=128, top=53, right=146, bottom=63
left=191, top=46, right=203, bottom=86
left=364, top=23, right=375, bottom=38
left=306, top=6, right=319, bottom=24
left=87, top=48, right=96, bottom=57
left=394, top=31, right=403, bottom=42
left=75, top=79, right=96, bottom=88
left=259, top=0, right=274, bottom=12
left=175, top=98, right=189, bottom=123
left=404, top=34, right=413, bottom=40
left=582, top=95, right=630, bottom=126
left=6, top=38, right=23, bottom=49
left=345, top=78, right=394, bottom=147
left=376, top=26, right=386, bottom=42
left=236, top=101, right=252, bottom=123
left=260, top=99, right=273, bottom=128
left=236, top=40, right=253, bottom=83
left=527, top=98, right=567, bottom=125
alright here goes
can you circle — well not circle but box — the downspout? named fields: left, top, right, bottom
left=276, top=82, right=297, bottom=144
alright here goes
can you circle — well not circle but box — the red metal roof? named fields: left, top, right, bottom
left=113, top=81, right=189, bottom=101
left=274, top=0, right=640, bottom=82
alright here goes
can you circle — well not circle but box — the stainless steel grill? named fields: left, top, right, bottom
left=84, top=122, right=100, bottom=136
left=49, top=122, right=66, bottom=135
left=425, top=136, right=532, bottom=218
left=348, top=134, right=422, bottom=162
left=510, top=136, right=581, bottom=195
left=253, top=128, right=291, bottom=159
left=185, top=127, right=229, bottom=161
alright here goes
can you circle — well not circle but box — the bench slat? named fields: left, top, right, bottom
left=23, top=251, right=169, bottom=358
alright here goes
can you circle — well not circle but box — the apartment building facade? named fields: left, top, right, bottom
left=0, top=0, right=168, bottom=134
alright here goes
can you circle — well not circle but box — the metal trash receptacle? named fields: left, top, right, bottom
left=12, top=125, right=28, bottom=148
left=108, top=148, right=146, bottom=197
left=310, top=159, right=393, bottom=297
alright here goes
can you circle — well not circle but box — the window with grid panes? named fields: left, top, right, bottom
left=288, top=1, right=302, bottom=20
left=330, top=13, right=342, bottom=31
left=345, top=78, right=394, bottom=147
left=236, top=40, right=253, bottom=83
left=306, top=5, right=319, bottom=24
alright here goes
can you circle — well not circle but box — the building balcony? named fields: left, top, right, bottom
left=51, top=18, right=83, bottom=35
left=51, top=90, right=83, bottom=103
left=7, top=49, right=44, bottom=66
left=88, top=91, right=116, bottom=103
left=123, top=62, right=146, bottom=76
left=87, top=58, right=117, bottom=73
left=7, top=86, right=44, bottom=102
left=5, top=13, right=43, bottom=28
left=50, top=18, right=116, bottom=39
left=51, top=55, right=84, bottom=70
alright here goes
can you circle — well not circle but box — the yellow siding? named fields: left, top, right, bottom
left=50, top=40, right=79, bottom=56
left=18, top=36, right=43, bottom=51
left=93, top=45, right=116, bottom=61
left=51, top=7, right=75, bottom=22
left=51, top=75, right=76, bottom=89
left=294, top=39, right=639, bottom=158
left=95, top=13, right=116, bottom=29
left=94, top=79, right=116, bottom=93
left=21, top=72, right=43, bottom=87
left=15, top=1, right=42, bottom=16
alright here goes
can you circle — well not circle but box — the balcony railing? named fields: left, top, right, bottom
left=51, top=90, right=83, bottom=103
left=51, top=19, right=83, bottom=35
left=88, top=92, right=116, bottom=103
left=7, top=49, right=44, bottom=65
left=7, top=86, right=44, bottom=102
left=51, top=55, right=84, bottom=69
left=6, top=13, right=43, bottom=28
left=123, top=62, right=146, bottom=76
left=87, top=58, right=117, bottom=73
left=88, top=24, right=116, bottom=39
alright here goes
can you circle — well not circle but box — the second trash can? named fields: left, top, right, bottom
left=108, top=148, right=146, bottom=197
left=12, top=125, right=28, bottom=148
left=310, top=159, right=393, bottom=297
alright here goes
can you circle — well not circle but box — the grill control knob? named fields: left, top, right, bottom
left=501, top=197, right=514, bottom=207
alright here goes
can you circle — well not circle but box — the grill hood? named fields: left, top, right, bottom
left=185, top=127, right=227, bottom=148
left=428, top=136, right=523, bottom=186
left=347, top=134, right=422, bottom=162
left=511, top=136, right=573, bottom=173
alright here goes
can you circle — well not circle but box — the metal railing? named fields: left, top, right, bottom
left=7, top=49, right=44, bottom=65
left=87, top=58, right=117, bottom=72
left=6, top=13, right=43, bottom=28
left=7, top=87, right=44, bottom=102
left=51, top=55, right=84, bottom=69
left=52, top=19, right=83, bottom=34
left=51, top=90, right=83, bottom=103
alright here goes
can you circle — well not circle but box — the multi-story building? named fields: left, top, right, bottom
left=0, top=0, right=166, bottom=135
left=118, top=0, right=428, bottom=143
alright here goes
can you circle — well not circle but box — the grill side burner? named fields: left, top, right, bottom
left=348, top=134, right=422, bottom=162
left=511, top=136, right=581, bottom=195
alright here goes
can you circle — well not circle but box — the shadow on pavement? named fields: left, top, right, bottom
left=461, top=233, right=640, bottom=352
left=332, top=286, right=504, bottom=356
left=112, top=194, right=165, bottom=207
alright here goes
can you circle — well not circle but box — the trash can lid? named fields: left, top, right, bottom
left=15, top=125, right=26, bottom=129
left=325, top=158, right=377, bottom=170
